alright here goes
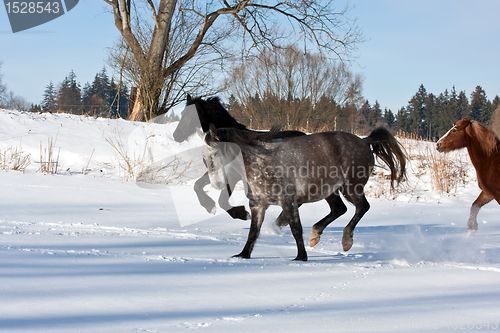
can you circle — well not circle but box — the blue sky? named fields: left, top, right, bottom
left=0, top=1, right=119, bottom=104
left=350, top=0, right=500, bottom=111
left=1, top=0, right=499, bottom=112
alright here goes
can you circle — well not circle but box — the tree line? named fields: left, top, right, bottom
left=229, top=83, right=500, bottom=138
left=396, top=85, right=500, bottom=139
left=41, top=68, right=130, bottom=118
left=223, top=45, right=500, bottom=138
left=3, top=48, right=500, bottom=140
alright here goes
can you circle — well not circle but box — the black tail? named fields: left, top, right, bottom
left=363, top=127, right=407, bottom=189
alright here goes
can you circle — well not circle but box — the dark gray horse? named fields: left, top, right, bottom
left=204, top=125, right=406, bottom=261
left=173, top=95, right=304, bottom=221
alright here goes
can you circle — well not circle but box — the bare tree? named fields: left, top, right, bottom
left=103, top=0, right=363, bottom=121
left=0, top=62, right=7, bottom=107
left=4, top=91, right=32, bottom=111
left=225, top=45, right=363, bottom=130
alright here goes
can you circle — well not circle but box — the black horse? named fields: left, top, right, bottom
left=173, top=95, right=247, bottom=142
left=204, top=125, right=406, bottom=261
left=172, top=95, right=305, bottom=221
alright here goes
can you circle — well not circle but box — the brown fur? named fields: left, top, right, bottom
left=466, top=120, right=499, bottom=157
left=437, top=117, right=500, bottom=233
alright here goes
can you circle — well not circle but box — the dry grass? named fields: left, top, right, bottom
left=136, top=156, right=194, bottom=185
left=425, top=145, right=468, bottom=194
left=365, top=131, right=470, bottom=200
left=82, top=149, right=95, bottom=175
left=107, top=131, right=194, bottom=184
left=37, top=137, right=60, bottom=174
left=0, top=144, right=31, bottom=171
left=106, top=134, right=148, bottom=181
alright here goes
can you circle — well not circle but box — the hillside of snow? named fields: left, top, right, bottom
left=0, top=109, right=499, bottom=333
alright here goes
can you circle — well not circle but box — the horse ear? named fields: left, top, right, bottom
left=209, top=123, right=219, bottom=140
left=187, top=94, right=192, bottom=103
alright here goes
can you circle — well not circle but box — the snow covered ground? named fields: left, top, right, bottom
left=0, top=109, right=499, bottom=333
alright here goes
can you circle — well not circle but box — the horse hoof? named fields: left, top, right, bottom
left=342, top=243, right=353, bottom=252
left=227, top=206, right=250, bottom=220
left=309, top=229, right=321, bottom=247
left=342, top=230, right=353, bottom=252
left=232, top=253, right=250, bottom=259
left=467, top=228, right=477, bottom=236
left=310, top=237, right=320, bottom=247
left=209, top=206, right=217, bottom=215
left=294, top=255, right=308, bottom=261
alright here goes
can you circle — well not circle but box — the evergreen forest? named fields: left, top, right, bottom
left=2, top=65, right=499, bottom=139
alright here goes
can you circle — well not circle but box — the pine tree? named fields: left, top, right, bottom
left=358, top=100, right=371, bottom=132
left=56, top=70, right=82, bottom=114
left=456, top=90, right=469, bottom=119
left=470, top=86, right=489, bottom=124
left=383, top=108, right=395, bottom=128
left=372, top=100, right=382, bottom=127
left=108, top=78, right=130, bottom=118
left=492, top=95, right=500, bottom=116
left=396, top=107, right=409, bottom=132
left=41, top=81, right=56, bottom=112
left=423, top=93, right=438, bottom=139
left=407, top=84, right=427, bottom=136
left=81, top=82, right=93, bottom=114
left=446, top=87, right=459, bottom=120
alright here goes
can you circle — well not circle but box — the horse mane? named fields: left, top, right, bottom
left=212, top=125, right=286, bottom=147
left=188, top=96, right=247, bottom=132
left=467, top=120, right=500, bottom=156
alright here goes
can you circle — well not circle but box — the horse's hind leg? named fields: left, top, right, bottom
left=340, top=188, right=370, bottom=252
left=278, top=198, right=307, bottom=261
left=468, top=190, right=493, bottom=235
left=233, top=202, right=268, bottom=259
left=309, top=192, right=347, bottom=247
left=276, top=192, right=341, bottom=229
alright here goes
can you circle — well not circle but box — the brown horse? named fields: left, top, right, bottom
left=437, top=117, right=500, bottom=234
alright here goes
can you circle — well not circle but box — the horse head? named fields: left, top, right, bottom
left=173, top=94, right=203, bottom=142
left=437, top=117, right=471, bottom=153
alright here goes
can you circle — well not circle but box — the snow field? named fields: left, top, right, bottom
left=0, top=109, right=499, bottom=332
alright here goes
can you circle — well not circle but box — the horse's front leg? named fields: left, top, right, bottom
left=468, top=190, right=493, bottom=235
left=194, top=172, right=216, bottom=214
left=233, top=202, right=268, bottom=259
left=218, top=181, right=250, bottom=220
